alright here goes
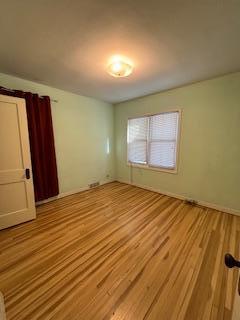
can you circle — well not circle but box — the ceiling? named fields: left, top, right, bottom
left=0, top=0, right=240, bottom=103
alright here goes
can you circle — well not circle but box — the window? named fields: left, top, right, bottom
left=127, top=111, right=180, bottom=171
left=127, top=117, right=148, bottom=164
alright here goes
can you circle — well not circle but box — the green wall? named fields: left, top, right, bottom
left=0, top=72, right=115, bottom=194
left=114, top=72, right=240, bottom=212
left=1, top=71, right=239, bottom=212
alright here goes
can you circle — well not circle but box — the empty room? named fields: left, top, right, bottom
left=0, top=1, right=240, bottom=319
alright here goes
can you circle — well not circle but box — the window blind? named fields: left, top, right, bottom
left=149, top=112, right=179, bottom=169
left=127, top=111, right=180, bottom=170
left=127, top=117, right=148, bottom=164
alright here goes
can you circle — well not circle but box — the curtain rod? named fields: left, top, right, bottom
left=0, top=86, right=58, bottom=103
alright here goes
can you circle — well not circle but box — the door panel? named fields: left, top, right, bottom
left=0, top=181, right=27, bottom=214
left=0, top=94, right=36, bottom=230
left=232, top=276, right=240, bottom=320
left=0, top=101, right=23, bottom=169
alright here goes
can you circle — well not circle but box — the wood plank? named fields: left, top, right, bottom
left=0, top=182, right=239, bottom=320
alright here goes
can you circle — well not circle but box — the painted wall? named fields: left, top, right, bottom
left=1, top=71, right=239, bottom=212
left=0, top=72, right=115, bottom=194
left=115, top=72, right=240, bottom=212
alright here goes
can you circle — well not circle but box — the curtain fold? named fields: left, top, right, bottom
left=0, top=87, right=59, bottom=201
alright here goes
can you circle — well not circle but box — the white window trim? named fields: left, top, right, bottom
left=127, top=109, right=182, bottom=174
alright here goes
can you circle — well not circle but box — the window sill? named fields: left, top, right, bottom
left=127, top=162, right=178, bottom=174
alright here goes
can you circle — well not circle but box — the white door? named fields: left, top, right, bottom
left=0, top=94, right=36, bottom=230
left=232, top=274, right=240, bottom=320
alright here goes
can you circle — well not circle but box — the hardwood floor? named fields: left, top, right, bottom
left=0, top=182, right=239, bottom=320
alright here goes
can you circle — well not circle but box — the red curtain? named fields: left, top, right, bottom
left=0, top=87, right=59, bottom=201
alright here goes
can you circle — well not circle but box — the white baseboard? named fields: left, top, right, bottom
left=36, top=179, right=115, bottom=206
left=36, top=178, right=240, bottom=217
left=117, top=179, right=240, bottom=217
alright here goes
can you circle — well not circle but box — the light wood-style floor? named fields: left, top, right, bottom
left=0, top=182, right=239, bottom=320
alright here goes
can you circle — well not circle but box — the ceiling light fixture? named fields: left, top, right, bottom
left=107, top=55, right=133, bottom=78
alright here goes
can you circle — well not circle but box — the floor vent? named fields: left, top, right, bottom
left=184, top=199, right=198, bottom=206
left=89, top=182, right=100, bottom=188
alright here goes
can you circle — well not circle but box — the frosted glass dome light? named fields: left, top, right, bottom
left=107, top=55, right=133, bottom=77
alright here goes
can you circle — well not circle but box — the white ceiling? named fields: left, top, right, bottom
left=0, top=0, right=240, bottom=103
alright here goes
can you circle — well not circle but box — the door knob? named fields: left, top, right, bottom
left=225, top=253, right=240, bottom=268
